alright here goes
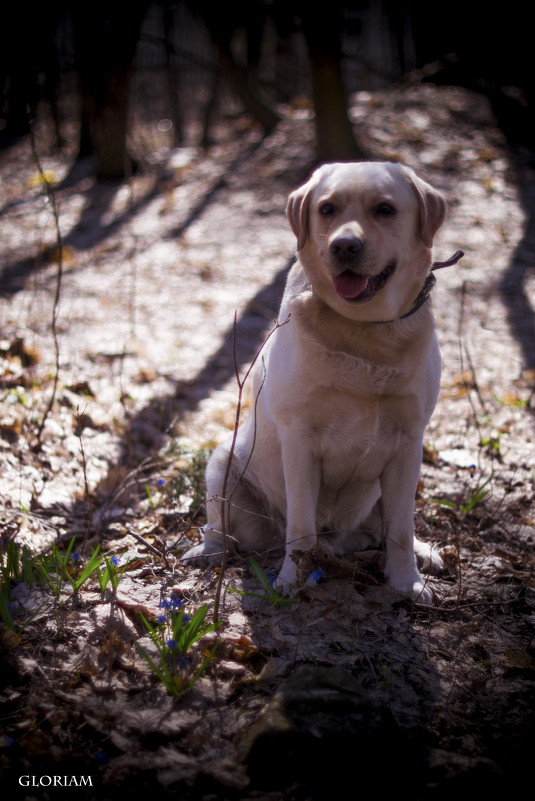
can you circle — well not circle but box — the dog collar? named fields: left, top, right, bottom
left=377, top=249, right=464, bottom=324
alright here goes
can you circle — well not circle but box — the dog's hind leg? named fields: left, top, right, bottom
left=181, top=440, right=279, bottom=566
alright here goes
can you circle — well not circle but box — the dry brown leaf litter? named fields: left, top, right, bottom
left=0, top=84, right=534, bottom=799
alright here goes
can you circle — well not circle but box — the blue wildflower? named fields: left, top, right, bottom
left=94, top=750, right=109, bottom=766
left=156, top=478, right=167, bottom=487
left=308, top=567, right=325, bottom=583
left=182, top=613, right=191, bottom=624
left=157, top=614, right=167, bottom=624
left=71, top=552, right=81, bottom=562
left=110, top=556, right=121, bottom=566
left=266, top=570, right=276, bottom=586
left=159, top=595, right=183, bottom=611
left=166, top=639, right=177, bottom=650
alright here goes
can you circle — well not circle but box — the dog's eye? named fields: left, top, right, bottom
left=319, top=202, right=335, bottom=217
left=375, top=202, right=396, bottom=217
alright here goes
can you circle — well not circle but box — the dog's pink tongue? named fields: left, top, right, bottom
left=332, top=271, right=368, bottom=299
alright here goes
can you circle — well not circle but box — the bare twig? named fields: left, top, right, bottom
left=458, top=281, right=488, bottom=423
left=126, top=527, right=172, bottom=562
left=212, top=313, right=290, bottom=623
left=28, top=115, right=63, bottom=447
left=75, top=408, right=95, bottom=555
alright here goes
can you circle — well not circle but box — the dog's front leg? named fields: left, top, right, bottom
left=275, top=436, right=321, bottom=592
left=380, top=443, right=433, bottom=604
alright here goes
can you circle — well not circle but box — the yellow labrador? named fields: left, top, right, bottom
left=183, top=161, right=448, bottom=603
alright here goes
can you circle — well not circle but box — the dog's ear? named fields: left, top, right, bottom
left=404, top=167, right=447, bottom=248
left=287, top=165, right=331, bottom=250
left=286, top=180, right=315, bottom=251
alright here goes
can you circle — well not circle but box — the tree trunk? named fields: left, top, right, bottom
left=72, top=2, right=149, bottom=180
left=192, top=2, right=281, bottom=138
left=211, top=40, right=281, bottom=135
left=299, top=6, right=365, bottom=163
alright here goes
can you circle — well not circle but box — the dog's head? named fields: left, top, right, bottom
left=287, top=161, right=446, bottom=322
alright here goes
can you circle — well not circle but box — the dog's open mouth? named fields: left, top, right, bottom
left=332, top=261, right=396, bottom=302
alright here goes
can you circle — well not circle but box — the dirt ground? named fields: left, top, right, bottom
left=0, top=82, right=534, bottom=800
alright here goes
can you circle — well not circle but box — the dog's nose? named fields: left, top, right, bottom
left=329, top=234, right=364, bottom=261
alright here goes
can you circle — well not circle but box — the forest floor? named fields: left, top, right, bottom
left=0, top=82, right=534, bottom=800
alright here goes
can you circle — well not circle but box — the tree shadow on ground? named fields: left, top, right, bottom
left=0, top=157, right=153, bottom=296
left=46, top=134, right=314, bottom=536
left=119, top=257, right=293, bottom=478
left=0, top=136, right=266, bottom=298
left=499, top=157, right=535, bottom=372
left=484, top=93, right=535, bottom=372
left=122, top=253, right=293, bottom=472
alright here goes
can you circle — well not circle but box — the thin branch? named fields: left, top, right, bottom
left=212, top=313, right=290, bottom=623
left=457, top=280, right=491, bottom=485
left=126, top=527, right=171, bottom=562
left=28, top=115, right=63, bottom=447
left=75, top=408, right=95, bottom=555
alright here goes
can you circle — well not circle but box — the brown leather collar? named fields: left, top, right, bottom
left=305, top=250, right=464, bottom=323
left=378, top=249, right=464, bottom=323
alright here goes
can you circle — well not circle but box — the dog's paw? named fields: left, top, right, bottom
left=181, top=523, right=226, bottom=567
left=181, top=543, right=222, bottom=568
left=414, top=537, right=444, bottom=575
left=272, top=557, right=298, bottom=594
left=391, top=577, right=433, bottom=604
left=386, top=566, right=434, bottom=604
left=407, top=579, right=433, bottom=605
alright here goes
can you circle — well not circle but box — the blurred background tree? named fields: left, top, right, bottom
left=71, top=1, right=150, bottom=179
left=1, top=0, right=533, bottom=180
left=296, top=1, right=365, bottom=161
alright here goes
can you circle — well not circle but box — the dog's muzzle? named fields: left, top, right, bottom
left=329, top=234, right=364, bottom=265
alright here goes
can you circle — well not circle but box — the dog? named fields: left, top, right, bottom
left=182, top=161, right=448, bottom=603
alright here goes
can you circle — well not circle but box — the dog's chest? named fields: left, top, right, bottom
left=308, top=384, right=404, bottom=477
left=266, top=310, right=430, bottom=480
left=310, top=345, right=401, bottom=397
